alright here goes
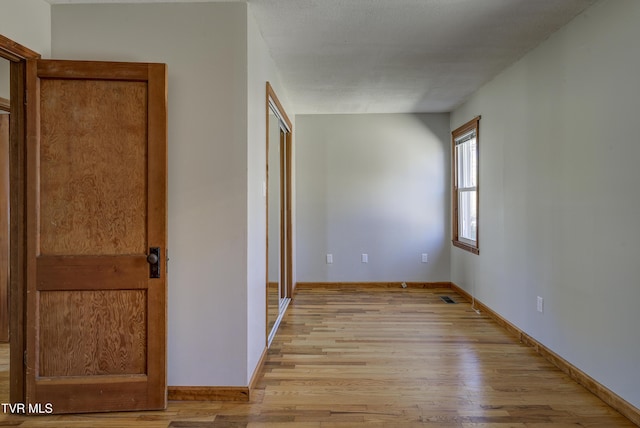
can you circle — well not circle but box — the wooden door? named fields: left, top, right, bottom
left=25, top=60, right=167, bottom=413
left=0, top=112, right=8, bottom=342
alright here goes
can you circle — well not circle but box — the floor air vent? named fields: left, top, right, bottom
left=440, top=296, right=457, bottom=304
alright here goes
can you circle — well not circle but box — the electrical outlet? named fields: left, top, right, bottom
left=421, top=253, right=428, bottom=263
left=361, top=253, right=368, bottom=263
left=537, top=296, right=544, bottom=313
left=326, top=254, right=333, bottom=264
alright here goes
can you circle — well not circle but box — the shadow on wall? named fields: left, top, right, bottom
left=295, top=113, right=451, bottom=282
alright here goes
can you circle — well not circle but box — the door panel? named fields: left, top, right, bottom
left=39, top=289, right=147, bottom=377
left=25, top=59, right=167, bottom=413
left=39, top=79, right=148, bottom=256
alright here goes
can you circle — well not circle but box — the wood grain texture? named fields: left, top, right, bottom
left=36, top=255, right=148, bottom=291
left=39, top=78, right=147, bottom=256
left=267, top=281, right=278, bottom=333
left=248, top=346, right=269, bottom=393
left=0, top=97, right=9, bottom=112
left=39, top=290, right=147, bottom=377
left=0, top=33, right=41, bottom=405
left=0, top=114, right=9, bottom=342
left=0, top=34, right=40, bottom=62
left=167, top=386, right=249, bottom=402
left=37, top=59, right=149, bottom=81
left=33, top=376, right=152, bottom=414
left=1, top=285, right=636, bottom=426
left=25, top=59, right=41, bottom=406
left=9, top=59, right=28, bottom=404
left=451, top=282, right=640, bottom=426
left=24, top=60, right=168, bottom=413
left=145, top=64, right=169, bottom=411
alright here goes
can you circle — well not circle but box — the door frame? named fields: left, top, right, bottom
left=1, top=100, right=10, bottom=342
left=0, top=34, right=41, bottom=403
left=265, top=82, right=293, bottom=345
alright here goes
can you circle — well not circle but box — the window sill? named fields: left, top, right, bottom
left=452, top=240, right=479, bottom=255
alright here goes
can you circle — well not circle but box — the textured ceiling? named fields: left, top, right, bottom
left=249, top=0, right=598, bottom=114
left=47, top=0, right=598, bottom=114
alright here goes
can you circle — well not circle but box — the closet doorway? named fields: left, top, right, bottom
left=266, top=82, right=292, bottom=346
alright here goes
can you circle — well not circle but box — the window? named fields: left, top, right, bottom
left=452, top=116, right=480, bottom=254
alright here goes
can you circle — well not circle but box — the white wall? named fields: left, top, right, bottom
left=0, top=0, right=50, bottom=56
left=246, top=5, right=294, bottom=383
left=52, top=2, right=250, bottom=387
left=0, top=0, right=51, bottom=99
left=451, top=0, right=640, bottom=408
left=296, top=113, right=450, bottom=283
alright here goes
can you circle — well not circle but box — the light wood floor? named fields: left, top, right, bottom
left=0, top=285, right=635, bottom=427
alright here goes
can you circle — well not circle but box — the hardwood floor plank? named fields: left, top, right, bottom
left=0, top=285, right=636, bottom=426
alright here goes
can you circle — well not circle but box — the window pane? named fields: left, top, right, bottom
left=469, top=138, right=477, bottom=187
left=458, top=190, right=477, bottom=242
left=456, top=138, right=477, bottom=188
left=456, top=144, right=464, bottom=186
left=452, top=117, right=479, bottom=253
